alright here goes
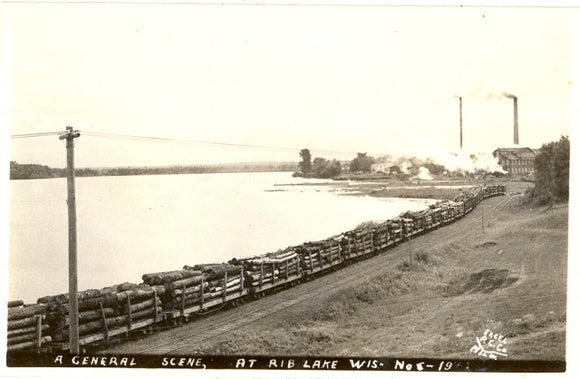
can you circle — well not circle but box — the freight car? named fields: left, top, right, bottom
left=6, top=184, right=506, bottom=352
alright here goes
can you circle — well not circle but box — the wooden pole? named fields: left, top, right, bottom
left=127, top=296, right=132, bottom=331
left=153, top=289, right=159, bottom=322
left=459, top=96, right=463, bottom=150
left=408, top=237, right=413, bottom=267
left=200, top=277, right=205, bottom=308
left=240, top=268, right=244, bottom=295
left=481, top=205, right=484, bottom=233
left=35, top=315, right=42, bottom=349
left=99, top=302, right=109, bottom=344
left=59, top=126, right=80, bottom=354
left=260, top=262, right=264, bottom=289
left=223, top=271, right=228, bottom=303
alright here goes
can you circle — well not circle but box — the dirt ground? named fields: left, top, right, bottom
left=102, top=181, right=567, bottom=361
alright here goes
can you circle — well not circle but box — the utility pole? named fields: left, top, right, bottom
left=408, top=237, right=413, bottom=267
left=481, top=205, right=484, bottom=234
left=459, top=96, right=463, bottom=150
left=59, top=126, right=80, bottom=354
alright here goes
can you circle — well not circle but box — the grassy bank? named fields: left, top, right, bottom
left=192, top=193, right=567, bottom=360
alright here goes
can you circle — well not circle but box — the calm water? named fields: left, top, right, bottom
left=9, top=172, right=434, bottom=303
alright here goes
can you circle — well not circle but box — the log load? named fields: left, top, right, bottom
left=142, top=264, right=244, bottom=311
left=232, top=248, right=300, bottom=287
left=7, top=337, right=52, bottom=352
left=7, top=324, right=49, bottom=338
left=142, top=270, right=202, bottom=285
left=8, top=300, right=24, bottom=308
left=37, top=282, right=163, bottom=343
left=184, top=263, right=242, bottom=279
left=298, top=235, right=344, bottom=269
left=53, top=306, right=163, bottom=341
left=8, top=304, right=47, bottom=321
left=6, top=303, right=49, bottom=350
left=143, top=268, right=209, bottom=311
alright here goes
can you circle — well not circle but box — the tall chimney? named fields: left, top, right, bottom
left=513, top=97, right=519, bottom=145
left=459, top=97, right=463, bottom=150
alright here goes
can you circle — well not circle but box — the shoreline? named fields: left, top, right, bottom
left=277, top=177, right=533, bottom=201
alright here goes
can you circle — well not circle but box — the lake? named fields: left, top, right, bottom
left=9, top=172, right=435, bottom=303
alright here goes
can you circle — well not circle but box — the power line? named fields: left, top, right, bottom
left=80, top=130, right=358, bottom=156
left=11, top=129, right=361, bottom=156
left=10, top=131, right=63, bottom=139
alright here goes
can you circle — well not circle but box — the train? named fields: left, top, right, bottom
left=6, top=184, right=506, bottom=353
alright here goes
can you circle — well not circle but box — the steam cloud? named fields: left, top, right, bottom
left=414, top=167, right=434, bottom=181
left=372, top=150, right=506, bottom=179
left=502, top=92, right=517, bottom=99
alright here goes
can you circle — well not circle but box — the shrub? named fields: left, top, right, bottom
left=529, top=136, right=569, bottom=204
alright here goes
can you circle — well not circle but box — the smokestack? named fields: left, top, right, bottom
left=503, top=92, right=519, bottom=145
left=513, top=97, right=519, bottom=145
left=459, top=97, right=463, bottom=150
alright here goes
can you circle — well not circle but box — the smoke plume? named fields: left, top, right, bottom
left=485, top=91, right=518, bottom=101
left=502, top=92, right=517, bottom=99
left=372, top=150, right=506, bottom=178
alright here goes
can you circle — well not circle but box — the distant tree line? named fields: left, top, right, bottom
left=527, top=136, right=569, bottom=205
left=10, top=161, right=63, bottom=179
left=10, top=161, right=298, bottom=180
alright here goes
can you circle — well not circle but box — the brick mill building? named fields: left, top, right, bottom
left=493, top=147, right=536, bottom=175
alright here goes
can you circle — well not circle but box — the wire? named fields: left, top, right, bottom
left=80, top=130, right=358, bottom=156
left=11, top=129, right=358, bottom=156
left=10, top=131, right=63, bottom=139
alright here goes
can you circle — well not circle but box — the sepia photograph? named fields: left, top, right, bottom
left=1, top=1, right=577, bottom=376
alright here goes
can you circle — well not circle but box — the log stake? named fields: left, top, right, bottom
left=223, top=272, right=228, bottom=303
left=35, top=315, right=42, bottom=349
left=99, top=302, right=109, bottom=344
left=127, top=296, right=132, bottom=332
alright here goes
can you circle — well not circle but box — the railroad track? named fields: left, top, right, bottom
left=100, top=195, right=510, bottom=357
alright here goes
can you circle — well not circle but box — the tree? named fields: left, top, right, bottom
left=298, top=148, right=312, bottom=175
left=311, top=157, right=342, bottom=178
left=324, top=159, right=342, bottom=178
left=530, top=136, right=569, bottom=204
left=349, top=153, right=375, bottom=173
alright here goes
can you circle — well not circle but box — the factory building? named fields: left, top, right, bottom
left=492, top=147, right=536, bottom=175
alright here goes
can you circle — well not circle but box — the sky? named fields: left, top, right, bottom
left=2, top=3, right=578, bottom=168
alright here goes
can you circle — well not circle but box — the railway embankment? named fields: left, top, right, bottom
left=102, top=183, right=567, bottom=360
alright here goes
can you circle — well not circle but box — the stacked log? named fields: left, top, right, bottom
left=232, top=249, right=299, bottom=287
left=437, top=202, right=451, bottom=222
left=8, top=300, right=24, bottom=308
left=389, top=219, right=402, bottom=238
left=372, top=223, right=389, bottom=248
left=142, top=269, right=202, bottom=285
left=191, top=263, right=244, bottom=301
left=297, top=236, right=342, bottom=270
left=401, top=218, right=414, bottom=235
left=342, top=229, right=374, bottom=258
left=143, top=264, right=244, bottom=311
left=400, top=208, right=433, bottom=232
left=143, top=269, right=207, bottom=311
left=451, top=201, right=464, bottom=218
left=7, top=302, right=51, bottom=351
left=38, top=282, right=164, bottom=342
left=189, top=263, right=244, bottom=300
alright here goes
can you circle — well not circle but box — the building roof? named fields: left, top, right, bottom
left=493, top=147, right=536, bottom=160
